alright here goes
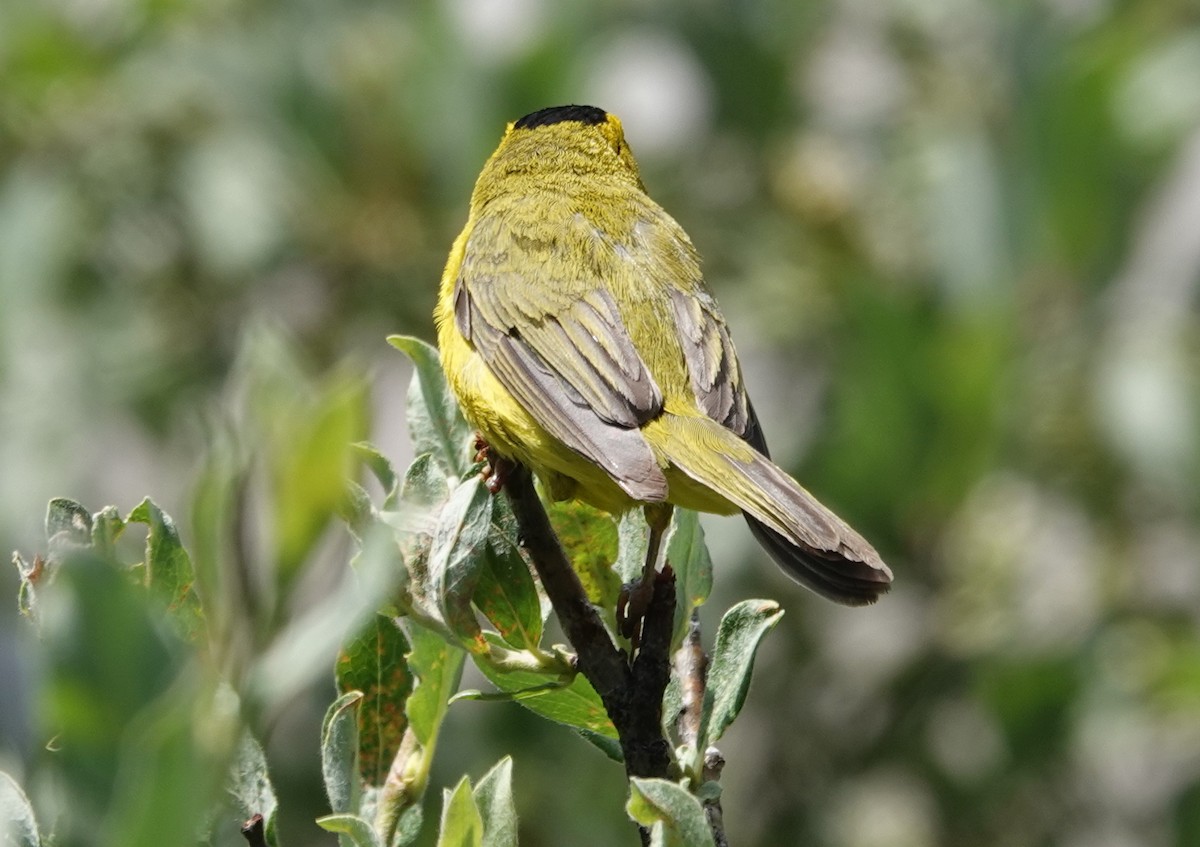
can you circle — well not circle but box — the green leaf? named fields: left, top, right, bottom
left=0, top=771, right=40, bottom=847
left=627, top=778, right=714, bottom=847
left=474, top=757, right=517, bottom=847
left=391, top=805, right=424, bottom=847
left=271, top=372, right=369, bottom=582
left=336, top=615, right=414, bottom=787
left=452, top=678, right=570, bottom=703
left=473, top=540, right=542, bottom=651
left=615, top=510, right=650, bottom=585
left=405, top=625, right=466, bottom=747
left=322, top=691, right=364, bottom=814
left=400, top=453, right=453, bottom=511
left=484, top=484, right=522, bottom=548
left=429, top=477, right=492, bottom=654
left=103, top=680, right=233, bottom=847
left=437, top=777, right=483, bottom=847
left=251, top=515, right=408, bottom=716
left=126, top=498, right=207, bottom=642
left=546, top=500, right=620, bottom=610
left=386, top=453, right=452, bottom=624
left=577, top=728, right=623, bottom=763
left=46, top=497, right=92, bottom=547
left=317, top=813, right=384, bottom=847
left=18, top=498, right=91, bottom=625
left=388, top=335, right=473, bottom=478
left=701, top=600, right=784, bottom=749
left=664, top=510, right=713, bottom=649
left=227, top=733, right=280, bottom=847
left=188, top=436, right=241, bottom=631
left=355, top=441, right=401, bottom=507
left=39, top=553, right=190, bottom=840
left=473, top=649, right=619, bottom=759
left=342, top=480, right=377, bottom=541
left=480, top=492, right=550, bottom=634
left=90, top=505, right=125, bottom=559
left=661, top=669, right=683, bottom=744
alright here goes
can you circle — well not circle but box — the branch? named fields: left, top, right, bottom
left=676, top=609, right=729, bottom=847
left=624, top=566, right=675, bottom=779
left=675, top=610, right=706, bottom=753
left=503, top=464, right=674, bottom=787
left=240, top=814, right=268, bottom=847
left=703, top=748, right=729, bottom=847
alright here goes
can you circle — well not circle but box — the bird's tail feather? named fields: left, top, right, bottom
left=743, top=515, right=888, bottom=605
left=648, top=415, right=892, bottom=605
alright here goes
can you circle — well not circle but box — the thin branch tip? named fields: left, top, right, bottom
left=240, top=814, right=267, bottom=847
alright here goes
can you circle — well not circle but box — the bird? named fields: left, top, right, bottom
left=434, top=104, right=891, bottom=619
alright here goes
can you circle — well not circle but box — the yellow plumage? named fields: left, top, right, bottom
left=435, top=105, right=891, bottom=604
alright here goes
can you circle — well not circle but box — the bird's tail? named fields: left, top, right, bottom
left=646, top=415, right=892, bottom=605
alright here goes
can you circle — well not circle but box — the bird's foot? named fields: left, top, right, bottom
left=473, top=434, right=513, bottom=494
left=619, top=563, right=676, bottom=657
left=617, top=579, right=651, bottom=650
left=617, top=567, right=675, bottom=653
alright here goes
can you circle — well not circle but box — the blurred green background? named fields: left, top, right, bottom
left=3, top=0, right=1200, bottom=844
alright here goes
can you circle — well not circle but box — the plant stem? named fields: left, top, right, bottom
left=676, top=609, right=729, bottom=846
left=240, top=814, right=267, bottom=847
left=503, top=465, right=676, bottom=841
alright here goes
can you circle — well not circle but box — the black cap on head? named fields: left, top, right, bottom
left=513, top=105, right=608, bottom=131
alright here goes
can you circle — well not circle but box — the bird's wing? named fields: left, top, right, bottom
left=662, top=249, right=892, bottom=602
left=453, top=213, right=669, bottom=502
left=667, top=284, right=754, bottom=438
left=665, top=278, right=892, bottom=603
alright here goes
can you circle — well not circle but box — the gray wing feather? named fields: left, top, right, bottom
left=668, top=287, right=751, bottom=435
left=453, top=227, right=669, bottom=502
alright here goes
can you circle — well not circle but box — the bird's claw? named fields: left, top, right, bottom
left=617, top=577, right=655, bottom=651
left=474, top=434, right=513, bottom=494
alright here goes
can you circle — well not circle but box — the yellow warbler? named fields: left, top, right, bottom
left=435, top=105, right=891, bottom=605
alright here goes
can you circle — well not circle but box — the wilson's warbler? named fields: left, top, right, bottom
left=435, top=104, right=892, bottom=606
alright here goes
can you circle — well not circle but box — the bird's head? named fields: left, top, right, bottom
left=472, top=104, right=646, bottom=203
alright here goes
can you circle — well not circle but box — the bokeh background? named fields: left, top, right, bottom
left=3, top=0, right=1200, bottom=844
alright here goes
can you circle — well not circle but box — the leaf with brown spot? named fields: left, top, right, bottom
left=335, top=614, right=414, bottom=787
left=546, top=500, right=620, bottom=609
